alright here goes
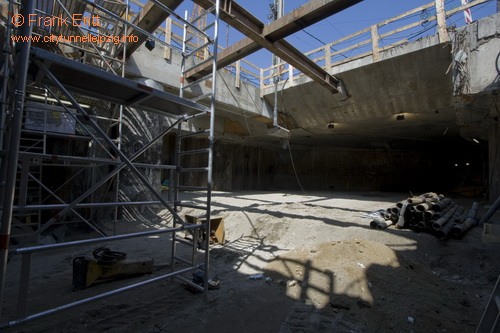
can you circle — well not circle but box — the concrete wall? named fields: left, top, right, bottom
left=488, top=119, right=500, bottom=200
left=122, top=14, right=498, bottom=200
left=454, top=12, right=500, bottom=95
left=126, top=44, right=271, bottom=120
left=452, top=13, right=500, bottom=200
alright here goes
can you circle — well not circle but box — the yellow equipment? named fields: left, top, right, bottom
left=72, top=247, right=154, bottom=291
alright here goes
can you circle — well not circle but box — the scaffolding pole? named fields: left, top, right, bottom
left=202, top=0, right=220, bottom=301
left=0, top=0, right=35, bottom=314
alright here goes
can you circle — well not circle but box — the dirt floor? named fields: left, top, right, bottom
left=2, top=191, right=500, bottom=332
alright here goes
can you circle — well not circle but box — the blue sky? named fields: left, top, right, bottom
left=174, top=0, right=497, bottom=72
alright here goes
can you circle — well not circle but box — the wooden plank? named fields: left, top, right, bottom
left=164, top=17, right=172, bottom=60
left=445, top=0, right=489, bottom=17
left=235, top=60, right=241, bottom=89
left=371, top=24, right=380, bottom=62
left=329, top=38, right=371, bottom=57
left=435, top=0, right=450, bottom=43
left=379, top=19, right=436, bottom=39
left=377, top=2, right=435, bottom=28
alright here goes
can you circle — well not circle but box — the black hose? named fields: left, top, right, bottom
left=93, top=247, right=127, bottom=264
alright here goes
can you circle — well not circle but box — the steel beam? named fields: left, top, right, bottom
left=188, top=0, right=362, bottom=92
left=125, top=0, right=184, bottom=56
left=264, top=0, right=362, bottom=41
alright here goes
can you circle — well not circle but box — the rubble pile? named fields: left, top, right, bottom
left=370, top=192, right=479, bottom=239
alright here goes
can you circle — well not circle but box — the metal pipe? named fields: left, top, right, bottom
left=416, top=202, right=432, bottom=212
left=268, top=0, right=290, bottom=139
left=432, top=205, right=458, bottom=230
left=389, top=206, right=400, bottom=215
left=479, top=196, right=500, bottom=225
left=389, top=213, right=399, bottom=222
left=395, top=200, right=406, bottom=209
left=407, top=196, right=425, bottom=205
left=452, top=206, right=465, bottom=224
left=179, top=11, right=188, bottom=98
left=18, top=151, right=176, bottom=169
left=114, top=0, right=128, bottom=226
left=203, top=0, right=220, bottom=302
left=14, top=201, right=170, bottom=210
left=0, top=0, right=35, bottom=315
left=424, top=209, right=435, bottom=221
left=396, top=201, right=409, bottom=228
left=450, top=217, right=476, bottom=238
left=370, top=216, right=385, bottom=228
left=450, top=202, right=479, bottom=238
left=0, top=0, right=14, bottom=155
left=435, top=206, right=464, bottom=238
left=14, top=223, right=203, bottom=255
left=431, top=197, right=452, bottom=212
left=435, top=217, right=456, bottom=239
left=376, top=219, right=394, bottom=230
left=467, top=201, right=479, bottom=219
left=407, top=193, right=438, bottom=205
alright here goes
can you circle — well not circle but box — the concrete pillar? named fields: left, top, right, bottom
left=489, top=119, right=500, bottom=201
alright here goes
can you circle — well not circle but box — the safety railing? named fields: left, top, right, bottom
left=260, top=0, right=493, bottom=90
left=153, top=17, right=261, bottom=86
left=2, top=223, right=204, bottom=329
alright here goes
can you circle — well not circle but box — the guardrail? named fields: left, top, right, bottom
left=122, top=0, right=493, bottom=90
left=151, top=17, right=261, bottom=86
left=260, top=0, right=492, bottom=91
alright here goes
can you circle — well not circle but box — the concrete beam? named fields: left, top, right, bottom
left=190, top=0, right=361, bottom=93
left=126, top=0, right=184, bottom=56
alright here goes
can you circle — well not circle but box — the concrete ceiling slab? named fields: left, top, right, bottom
left=257, top=43, right=462, bottom=149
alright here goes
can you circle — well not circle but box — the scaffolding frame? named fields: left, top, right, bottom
left=0, top=0, right=220, bottom=328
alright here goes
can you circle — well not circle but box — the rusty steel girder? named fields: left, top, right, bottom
left=189, top=0, right=362, bottom=93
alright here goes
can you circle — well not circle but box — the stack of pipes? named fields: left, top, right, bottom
left=370, top=193, right=479, bottom=240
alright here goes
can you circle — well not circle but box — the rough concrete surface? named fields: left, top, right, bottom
left=2, top=191, right=500, bottom=332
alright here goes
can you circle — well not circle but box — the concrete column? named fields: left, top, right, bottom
left=489, top=120, right=500, bottom=201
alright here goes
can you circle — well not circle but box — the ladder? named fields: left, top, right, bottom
left=477, top=274, right=500, bottom=333
left=170, top=1, right=220, bottom=296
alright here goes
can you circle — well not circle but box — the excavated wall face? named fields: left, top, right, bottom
left=205, top=139, right=486, bottom=194
left=451, top=12, right=500, bottom=200
left=117, top=107, right=163, bottom=219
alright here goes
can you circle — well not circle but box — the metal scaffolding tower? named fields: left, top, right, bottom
left=173, top=0, right=220, bottom=297
left=0, top=0, right=220, bottom=328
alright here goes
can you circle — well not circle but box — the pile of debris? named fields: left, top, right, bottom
left=370, top=192, right=479, bottom=239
